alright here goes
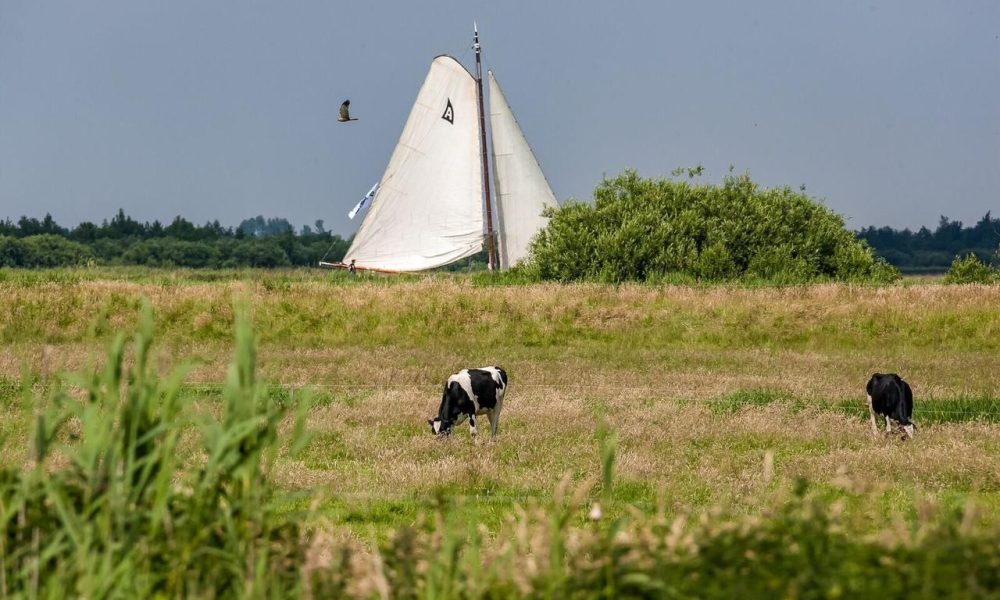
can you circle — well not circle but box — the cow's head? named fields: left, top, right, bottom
left=867, top=372, right=905, bottom=393
left=427, top=417, right=452, bottom=436
left=428, top=382, right=463, bottom=436
left=866, top=373, right=885, bottom=395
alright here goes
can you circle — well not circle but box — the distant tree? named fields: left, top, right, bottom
left=203, top=219, right=229, bottom=239
left=164, top=216, right=199, bottom=241
left=265, top=217, right=294, bottom=236
left=16, top=214, right=66, bottom=237
left=971, top=211, right=997, bottom=247
left=104, top=209, right=146, bottom=239
left=238, top=216, right=265, bottom=237
left=70, top=221, right=99, bottom=243
left=934, top=216, right=963, bottom=250
left=858, top=211, right=1000, bottom=273
left=237, top=216, right=295, bottom=238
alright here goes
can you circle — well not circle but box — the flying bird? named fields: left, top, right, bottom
left=338, top=100, right=358, bottom=122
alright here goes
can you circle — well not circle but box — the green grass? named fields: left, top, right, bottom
left=0, top=276, right=999, bottom=596
left=711, top=388, right=1000, bottom=424
left=2, top=274, right=999, bottom=532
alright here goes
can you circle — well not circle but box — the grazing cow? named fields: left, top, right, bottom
left=866, top=373, right=915, bottom=439
left=428, top=367, right=508, bottom=439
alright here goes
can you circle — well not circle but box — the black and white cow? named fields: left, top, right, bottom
left=866, top=373, right=915, bottom=439
left=428, top=367, right=508, bottom=439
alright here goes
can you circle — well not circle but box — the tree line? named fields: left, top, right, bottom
left=856, top=213, right=1000, bottom=273
left=1, top=201, right=997, bottom=274
left=0, top=210, right=349, bottom=268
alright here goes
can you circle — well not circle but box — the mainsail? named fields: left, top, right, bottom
left=335, top=36, right=559, bottom=273
left=488, top=71, right=560, bottom=270
left=343, top=56, right=484, bottom=272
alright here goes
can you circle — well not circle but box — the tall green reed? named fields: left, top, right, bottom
left=0, top=301, right=312, bottom=598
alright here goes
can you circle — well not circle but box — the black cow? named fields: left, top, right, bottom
left=866, top=373, right=915, bottom=438
left=428, top=367, right=508, bottom=439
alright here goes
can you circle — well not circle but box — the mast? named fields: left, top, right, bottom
left=474, top=22, right=498, bottom=271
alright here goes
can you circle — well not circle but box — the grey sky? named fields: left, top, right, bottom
left=1, top=1, right=997, bottom=237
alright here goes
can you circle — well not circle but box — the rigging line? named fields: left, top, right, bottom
left=457, top=43, right=472, bottom=66
left=318, top=236, right=344, bottom=264
left=451, top=28, right=473, bottom=66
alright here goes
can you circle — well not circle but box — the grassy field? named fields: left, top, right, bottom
left=2, top=267, right=999, bottom=541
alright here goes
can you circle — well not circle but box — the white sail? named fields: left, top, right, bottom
left=344, top=56, right=484, bottom=272
left=488, top=70, right=559, bottom=270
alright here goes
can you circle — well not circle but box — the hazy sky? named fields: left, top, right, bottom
left=1, top=1, right=997, bottom=236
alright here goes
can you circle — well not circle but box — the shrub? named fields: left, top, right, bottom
left=944, top=252, right=997, bottom=284
left=527, top=170, right=900, bottom=284
left=226, top=238, right=292, bottom=268
left=121, top=238, right=221, bottom=267
left=0, top=234, right=93, bottom=267
left=0, top=235, right=23, bottom=267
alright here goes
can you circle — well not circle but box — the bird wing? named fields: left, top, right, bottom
left=339, top=100, right=351, bottom=121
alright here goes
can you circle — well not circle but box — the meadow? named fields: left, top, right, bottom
left=2, top=268, right=999, bottom=520
left=1, top=268, right=999, bottom=596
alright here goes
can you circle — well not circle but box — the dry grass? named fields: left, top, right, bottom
left=1, top=271, right=999, bottom=534
left=274, top=385, right=1000, bottom=531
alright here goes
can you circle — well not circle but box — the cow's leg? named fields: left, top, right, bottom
left=885, top=415, right=892, bottom=433
left=867, top=395, right=879, bottom=437
left=468, top=413, right=477, bottom=439
left=486, top=409, right=499, bottom=438
left=492, top=399, right=504, bottom=438
left=902, top=424, right=914, bottom=439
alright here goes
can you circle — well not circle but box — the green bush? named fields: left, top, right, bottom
left=121, top=238, right=221, bottom=268
left=527, top=170, right=900, bottom=284
left=944, top=253, right=997, bottom=284
left=226, top=238, right=292, bottom=268
left=0, top=234, right=93, bottom=267
left=0, top=235, right=23, bottom=267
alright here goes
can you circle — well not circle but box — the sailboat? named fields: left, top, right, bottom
left=321, top=26, right=559, bottom=273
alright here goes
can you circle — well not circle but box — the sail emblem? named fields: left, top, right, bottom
left=441, top=99, right=454, bottom=124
